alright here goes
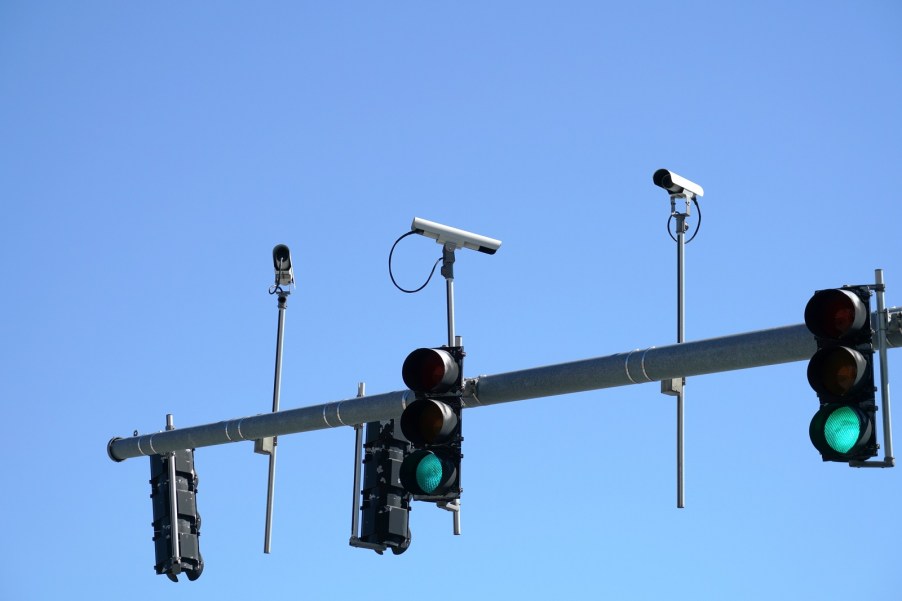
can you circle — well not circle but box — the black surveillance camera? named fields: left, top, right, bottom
left=272, top=244, right=294, bottom=286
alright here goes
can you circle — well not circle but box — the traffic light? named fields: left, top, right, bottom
left=149, top=449, right=203, bottom=582
left=399, top=346, right=464, bottom=501
left=358, top=419, right=412, bottom=554
left=804, top=286, right=878, bottom=462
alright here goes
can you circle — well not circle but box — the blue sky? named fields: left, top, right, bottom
left=1, top=2, right=900, bottom=599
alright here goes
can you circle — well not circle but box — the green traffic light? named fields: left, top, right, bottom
left=415, top=453, right=443, bottom=494
left=400, top=448, right=459, bottom=497
left=809, top=403, right=874, bottom=461
left=822, top=406, right=862, bottom=454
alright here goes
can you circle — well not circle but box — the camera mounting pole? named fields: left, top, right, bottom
left=442, top=243, right=457, bottom=348
left=439, top=242, right=463, bottom=533
left=254, top=244, right=294, bottom=553
left=669, top=193, right=690, bottom=509
left=653, top=169, right=704, bottom=510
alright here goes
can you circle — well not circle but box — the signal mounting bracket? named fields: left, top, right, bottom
left=850, top=269, right=895, bottom=468
left=437, top=499, right=462, bottom=536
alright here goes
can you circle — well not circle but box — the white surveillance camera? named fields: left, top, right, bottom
left=653, top=169, right=704, bottom=198
left=272, top=244, right=294, bottom=286
left=411, top=217, right=502, bottom=255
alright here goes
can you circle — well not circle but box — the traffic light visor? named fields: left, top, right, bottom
left=804, top=289, right=868, bottom=339
left=400, top=398, right=458, bottom=445
left=807, top=347, right=867, bottom=397
left=402, top=348, right=460, bottom=393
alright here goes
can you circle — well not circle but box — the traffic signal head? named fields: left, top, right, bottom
left=804, top=286, right=877, bottom=463
left=399, top=346, right=464, bottom=501
left=358, top=420, right=412, bottom=555
left=149, top=449, right=203, bottom=582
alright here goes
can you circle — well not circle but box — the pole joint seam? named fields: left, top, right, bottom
left=625, top=347, right=655, bottom=384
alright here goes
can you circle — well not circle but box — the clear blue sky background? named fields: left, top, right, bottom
left=2, top=2, right=900, bottom=599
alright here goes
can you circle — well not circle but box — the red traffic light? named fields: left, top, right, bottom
left=401, top=348, right=460, bottom=394
left=804, top=289, right=869, bottom=339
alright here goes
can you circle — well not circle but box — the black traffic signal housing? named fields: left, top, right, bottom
left=804, top=286, right=878, bottom=462
left=149, top=449, right=203, bottom=582
left=399, top=346, right=464, bottom=502
left=359, top=419, right=412, bottom=555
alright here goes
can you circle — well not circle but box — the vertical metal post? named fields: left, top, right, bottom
left=349, top=383, right=396, bottom=553
left=165, top=414, right=181, bottom=568
left=440, top=247, right=462, bottom=533
left=442, top=244, right=456, bottom=347
left=446, top=279, right=455, bottom=347
left=350, top=383, right=365, bottom=541
left=263, top=293, right=288, bottom=554
left=875, top=269, right=895, bottom=462
left=675, top=210, right=686, bottom=509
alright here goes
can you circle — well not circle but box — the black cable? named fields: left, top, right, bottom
left=666, top=197, right=702, bottom=243
left=389, top=230, right=442, bottom=294
left=688, top=197, right=702, bottom=243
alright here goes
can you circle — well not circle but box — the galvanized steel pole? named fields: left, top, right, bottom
left=263, top=292, right=288, bottom=554
left=675, top=208, right=687, bottom=509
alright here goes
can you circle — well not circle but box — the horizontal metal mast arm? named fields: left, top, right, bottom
left=108, top=316, right=902, bottom=463
left=472, top=323, right=814, bottom=406
left=108, top=390, right=412, bottom=462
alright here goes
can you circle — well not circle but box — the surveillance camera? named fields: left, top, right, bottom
left=411, top=217, right=502, bottom=255
left=653, top=169, right=704, bottom=198
left=272, top=244, right=294, bottom=286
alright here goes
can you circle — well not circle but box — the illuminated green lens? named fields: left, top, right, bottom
left=415, top=453, right=443, bottom=494
left=824, top=406, right=861, bottom=453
